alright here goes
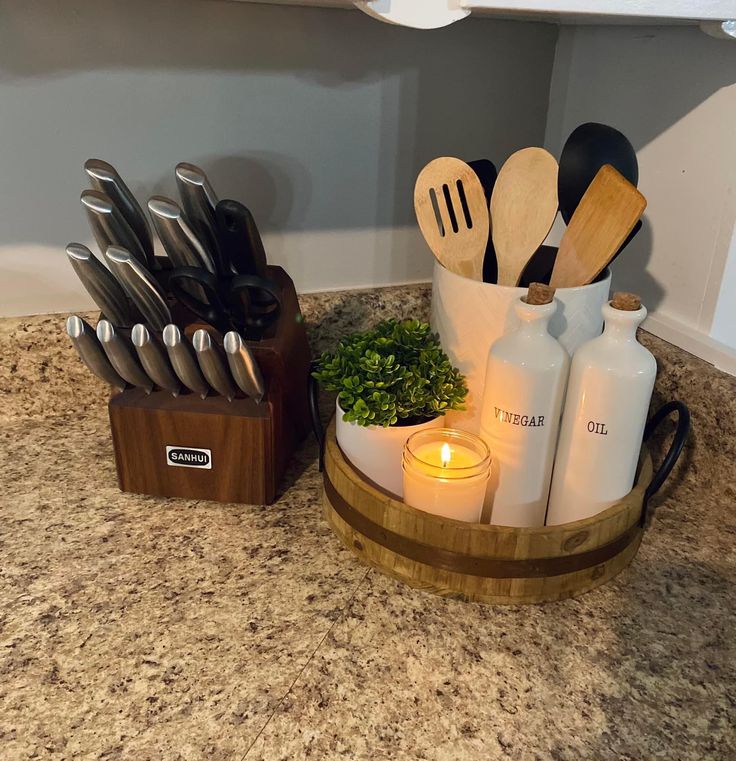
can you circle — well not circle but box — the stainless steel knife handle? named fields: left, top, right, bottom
left=131, top=324, right=181, bottom=396
left=162, top=324, right=209, bottom=398
left=104, top=246, right=172, bottom=332
left=95, top=319, right=153, bottom=392
left=66, top=315, right=127, bottom=391
left=81, top=189, right=150, bottom=268
left=175, top=162, right=218, bottom=210
left=175, top=162, right=225, bottom=273
left=192, top=328, right=236, bottom=401
left=223, top=331, right=265, bottom=403
left=66, top=243, right=136, bottom=328
left=84, top=158, right=155, bottom=267
left=147, top=195, right=216, bottom=274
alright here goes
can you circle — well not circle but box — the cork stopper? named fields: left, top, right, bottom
left=611, top=292, right=642, bottom=311
left=524, top=282, right=555, bottom=306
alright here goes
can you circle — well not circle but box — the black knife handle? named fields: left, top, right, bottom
left=216, top=199, right=268, bottom=278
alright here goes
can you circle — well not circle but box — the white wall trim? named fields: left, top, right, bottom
left=644, top=311, right=736, bottom=376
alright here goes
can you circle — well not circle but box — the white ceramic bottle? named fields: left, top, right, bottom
left=546, top=292, right=656, bottom=526
left=479, top=284, right=570, bottom=527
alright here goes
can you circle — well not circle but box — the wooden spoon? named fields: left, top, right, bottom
left=414, top=157, right=489, bottom=281
left=490, top=147, right=559, bottom=286
left=550, top=164, right=646, bottom=289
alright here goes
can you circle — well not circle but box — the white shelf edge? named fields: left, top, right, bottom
left=227, top=1, right=735, bottom=29
left=461, top=1, right=734, bottom=22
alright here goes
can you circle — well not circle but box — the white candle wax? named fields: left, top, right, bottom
left=402, top=429, right=491, bottom=523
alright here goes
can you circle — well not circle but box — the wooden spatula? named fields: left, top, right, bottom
left=414, top=157, right=489, bottom=281
left=490, top=147, right=558, bottom=286
left=550, top=164, right=646, bottom=289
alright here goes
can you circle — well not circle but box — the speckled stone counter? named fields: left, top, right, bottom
left=1, top=285, right=734, bottom=760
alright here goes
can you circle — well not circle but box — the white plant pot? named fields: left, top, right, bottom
left=431, top=260, right=611, bottom=432
left=335, top=401, right=443, bottom=498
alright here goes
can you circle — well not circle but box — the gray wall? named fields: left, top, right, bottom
left=0, top=0, right=557, bottom=316
left=545, top=24, right=736, bottom=363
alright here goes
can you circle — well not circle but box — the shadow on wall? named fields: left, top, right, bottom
left=609, top=215, right=666, bottom=311
left=146, top=152, right=314, bottom=234
left=0, top=0, right=557, bottom=239
left=545, top=24, right=736, bottom=156
left=2, top=1, right=732, bottom=312
left=0, top=0, right=388, bottom=85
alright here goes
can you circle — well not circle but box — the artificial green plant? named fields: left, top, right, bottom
left=312, top=319, right=467, bottom=427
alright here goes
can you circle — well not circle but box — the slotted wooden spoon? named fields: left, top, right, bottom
left=414, top=157, right=489, bottom=281
left=490, top=147, right=559, bottom=286
left=550, top=164, right=647, bottom=289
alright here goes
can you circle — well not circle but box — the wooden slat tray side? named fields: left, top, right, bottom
left=322, top=419, right=648, bottom=604
left=323, top=494, right=643, bottom=604
left=324, top=420, right=649, bottom=560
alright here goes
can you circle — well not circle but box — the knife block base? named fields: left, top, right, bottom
left=107, top=266, right=311, bottom=505
left=110, top=392, right=286, bottom=504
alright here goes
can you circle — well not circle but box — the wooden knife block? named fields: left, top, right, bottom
left=108, top=266, right=311, bottom=505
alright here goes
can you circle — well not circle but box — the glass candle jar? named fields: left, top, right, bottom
left=402, top=428, right=491, bottom=522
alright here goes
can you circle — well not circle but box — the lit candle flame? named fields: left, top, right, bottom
left=441, top=442, right=451, bottom=468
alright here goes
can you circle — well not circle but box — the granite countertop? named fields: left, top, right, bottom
left=1, top=284, right=734, bottom=760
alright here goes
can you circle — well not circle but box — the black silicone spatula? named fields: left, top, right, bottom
left=514, top=122, right=642, bottom=286
left=468, top=159, right=498, bottom=284
left=558, top=122, right=639, bottom=224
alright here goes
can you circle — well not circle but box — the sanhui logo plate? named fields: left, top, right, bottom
left=166, top=446, right=212, bottom=469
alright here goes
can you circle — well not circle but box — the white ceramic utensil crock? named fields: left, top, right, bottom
left=335, top=401, right=443, bottom=498
left=431, top=260, right=611, bottom=432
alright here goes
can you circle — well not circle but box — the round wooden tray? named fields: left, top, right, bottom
left=320, top=400, right=690, bottom=605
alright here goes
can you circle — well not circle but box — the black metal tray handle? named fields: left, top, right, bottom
left=309, top=373, right=690, bottom=526
left=308, top=365, right=326, bottom=472
left=640, top=400, right=691, bottom=526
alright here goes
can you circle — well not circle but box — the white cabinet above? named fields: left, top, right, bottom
left=462, top=0, right=735, bottom=24
left=231, top=0, right=736, bottom=26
